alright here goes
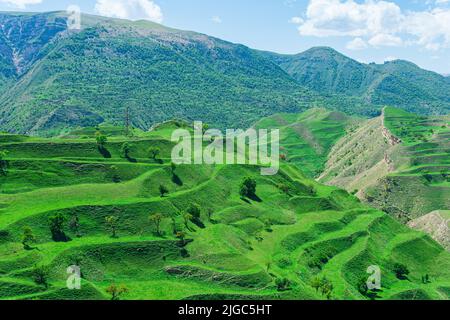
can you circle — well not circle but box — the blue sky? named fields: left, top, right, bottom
left=1, top=0, right=450, bottom=74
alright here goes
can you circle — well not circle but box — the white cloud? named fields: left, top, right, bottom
left=289, top=16, right=304, bottom=24
left=346, top=37, right=368, bottom=50
left=298, top=0, right=403, bottom=38
left=0, top=0, right=42, bottom=9
left=404, top=8, right=450, bottom=50
left=384, top=56, right=398, bottom=62
left=368, top=33, right=403, bottom=47
left=211, top=16, right=222, bottom=24
left=295, top=0, right=450, bottom=50
left=95, top=0, right=163, bottom=23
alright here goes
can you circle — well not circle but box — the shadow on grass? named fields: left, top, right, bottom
left=98, top=146, right=111, bottom=159
left=172, top=174, right=183, bottom=186
left=125, top=156, right=137, bottom=163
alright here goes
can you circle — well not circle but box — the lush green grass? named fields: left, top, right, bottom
left=254, top=108, right=359, bottom=177
left=0, top=124, right=449, bottom=301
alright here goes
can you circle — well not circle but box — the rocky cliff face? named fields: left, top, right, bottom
left=0, top=13, right=67, bottom=80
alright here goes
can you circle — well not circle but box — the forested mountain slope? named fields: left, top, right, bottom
left=0, top=12, right=320, bottom=135
left=265, top=47, right=450, bottom=116
left=0, top=12, right=448, bottom=136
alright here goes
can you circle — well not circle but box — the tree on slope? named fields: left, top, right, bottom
left=149, top=213, right=163, bottom=236
left=159, top=184, right=169, bottom=197
left=148, top=147, right=160, bottom=161
left=0, top=150, right=8, bottom=176
left=106, top=284, right=129, bottom=300
left=239, top=177, right=257, bottom=199
left=105, top=216, right=119, bottom=238
left=49, top=213, right=68, bottom=242
left=22, top=226, right=36, bottom=250
left=95, top=131, right=107, bottom=149
left=32, top=265, right=50, bottom=289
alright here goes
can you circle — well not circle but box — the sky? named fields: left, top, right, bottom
left=1, top=0, right=450, bottom=74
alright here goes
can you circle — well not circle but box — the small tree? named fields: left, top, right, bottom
left=170, top=162, right=177, bottom=173
left=176, top=231, right=186, bottom=246
left=149, top=213, right=163, bottom=236
left=105, top=216, right=119, bottom=238
left=148, top=147, right=160, bottom=161
left=319, top=277, right=334, bottom=300
left=207, top=208, right=214, bottom=222
left=239, top=177, right=257, bottom=198
left=393, top=263, right=409, bottom=280
left=22, top=226, right=36, bottom=250
left=120, top=142, right=132, bottom=159
left=32, top=265, right=50, bottom=289
left=95, top=131, right=107, bottom=149
left=310, top=276, right=321, bottom=293
left=275, top=278, right=291, bottom=292
left=0, top=150, right=8, bottom=176
left=106, top=284, right=129, bottom=300
left=159, top=184, right=169, bottom=197
left=49, top=213, right=67, bottom=242
left=183, top=213, right=193, bottom=229
left=187, top=204, right=201, bottom=219
left=110, top=165, right=121, bottom=183
left=69, top=214, right=81, bottom=237
left=277, top=183, right=290, bottom=195
left=357, top=276, right=368, bottom=296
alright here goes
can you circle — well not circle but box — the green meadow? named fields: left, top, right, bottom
left=0, top=122, right=449, bottom=300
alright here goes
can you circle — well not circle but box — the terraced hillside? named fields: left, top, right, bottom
left=0, top=123, right=449, bottom=300
left=320, top=108, right=450, bottom=245
left=254, top=108, right=359, bottom=178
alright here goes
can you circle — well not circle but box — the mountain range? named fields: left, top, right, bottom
left=0, top=11, right=449, bottom=135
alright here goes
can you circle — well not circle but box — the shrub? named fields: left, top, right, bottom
left=393, top=263, right=409, bottom=280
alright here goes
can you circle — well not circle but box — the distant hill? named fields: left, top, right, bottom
left=264, top=47, right=450, bottom=116
left=0, top=12, right=448, bottom=135
left=0, top=11, right=320, bottom=135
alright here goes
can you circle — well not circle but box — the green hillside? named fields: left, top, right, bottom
left=320, top=107, right=450, bottom=227
left=0, top=11, right=320, bottom=135
left=0, top=12, right=448, bottom=136
left=254, top=108, right=360, bottom=177
left=0, top=125, right=449, bottom=300
left=265, top=47, right=450, bottom=116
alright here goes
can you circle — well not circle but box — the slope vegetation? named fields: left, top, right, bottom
left=266, top=47, right=450, bottom=116
left=0, top=12, right=319, bottom=135
left=320, top=108, right=450, bottom=246
left=0, top=12, right=448, bottom=136
left=254, top=108, right=359, bottom=177
left=0, top=124, right=449, bottom=300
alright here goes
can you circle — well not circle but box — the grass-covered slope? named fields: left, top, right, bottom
left=265, top=47, right=450, bottom=116
left=0, top=125, right=449, bottom=300
left=254, top=108, right=359, bottom=177
left=0, top=12, right=448, bottom=136
left=320, top=108, right=450, bottom=237
left=0, top=11, right=320, bottom=135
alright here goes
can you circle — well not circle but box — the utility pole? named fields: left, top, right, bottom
left=124, top=106, right=130, bottom=137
